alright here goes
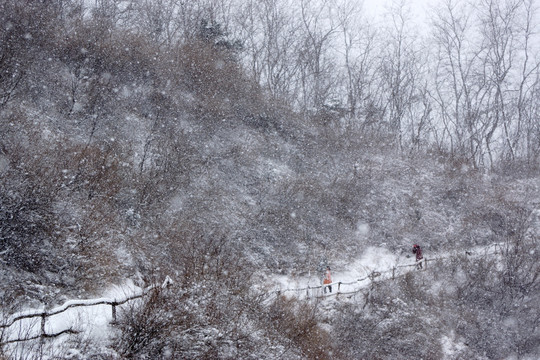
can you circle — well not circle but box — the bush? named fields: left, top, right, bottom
left=333, top=273, right=444, bottom=360
left=264, top=296, right=334, bottom=360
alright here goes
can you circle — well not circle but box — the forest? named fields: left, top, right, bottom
left=0, top=0, right=539, bottom=358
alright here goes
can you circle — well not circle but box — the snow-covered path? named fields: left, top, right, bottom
left=1, top=244, right=501, bottom=356
left=266, top=243, right=502, bottom=301
left=0, top=279, right=173, bottom=356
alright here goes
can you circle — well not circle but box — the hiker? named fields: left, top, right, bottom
left=413, top=244, right=423, bottom=269
left=323, top=266, right=332, bottom=293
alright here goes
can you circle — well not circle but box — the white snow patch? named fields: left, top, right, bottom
left=267, top=246, right=402, bottom=298
left=168, top=194, right=184, bottom=212
left=4, top=280, right=146, bottom=354
left=114, top=244, right=134, bottom=268
left=355, top=221, right=370, bottom=237
left=120, top=86, right=131, bottom=98
left=441, top=332, right=467, bottom=359
left=42, top=128, right=52, bottom=140
left=71, top=102, right=83, bottom=113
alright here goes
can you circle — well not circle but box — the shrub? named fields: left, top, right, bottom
left=264, top=296, right=334, bottom=360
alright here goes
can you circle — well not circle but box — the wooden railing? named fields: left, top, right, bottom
left=1, top=244, right=502, bottom=346
left=273, top=245, right=503, bottom=300
left=0, top=276, right=173, bottom=345
left=274, top=258, right=430, bottom=299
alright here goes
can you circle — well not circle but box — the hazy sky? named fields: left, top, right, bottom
left=363, top=0, right=432, bottom=15
left=362, top=0, right=432, bottom=28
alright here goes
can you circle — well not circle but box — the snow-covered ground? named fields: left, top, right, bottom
left=1, top=245, right=501, bottom=358
left=2, top=280, right=149, bottom=358
left=268, top=246, right=408, bottom=298
left=266, top=243, right=502, bottom=301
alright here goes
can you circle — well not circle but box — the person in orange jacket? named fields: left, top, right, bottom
left=323, top=266, right=332, bottom=293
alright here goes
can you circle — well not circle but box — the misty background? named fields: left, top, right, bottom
left=1, top=0, right=539, bottom=358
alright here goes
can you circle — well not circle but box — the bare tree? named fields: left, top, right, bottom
left=379, top=0, right=427, bottom=151
left=336, top=0, right=377, bottom=122
left=128, top=0, right=180, bottom=45
left=429, top=0, right=540, bottom=169
left=0, top=0, right=64, bottom=109
left=477, top=0, right=521, bottom=166
left=298, top=0, right=339, bottom=113
left=430, top=0, right=491, bottom=167
left=236, top=0, right=303, bottom=104
left=513, top=0, right=540, bottom=168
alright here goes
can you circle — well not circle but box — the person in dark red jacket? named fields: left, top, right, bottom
left=413, top=244, right=423, bottom=269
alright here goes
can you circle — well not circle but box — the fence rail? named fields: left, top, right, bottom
left=273, top=246, right=503, bottom=300
left=1, top=245, right=502, bottom=346
left=0, top=276, right=173, bottom=345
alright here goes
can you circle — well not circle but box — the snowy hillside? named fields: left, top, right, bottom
left=1, top=0, right=539, bottom=359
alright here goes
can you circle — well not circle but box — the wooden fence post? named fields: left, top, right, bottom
left=392, top=267, right=396, bottom=280
left=338, top=282, right=341, bottom=292
left=41, top=313, right=46, bottom=336
left=111, top=303, right=117, bottom=323
left=40, top=312, right=47, bottom=353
